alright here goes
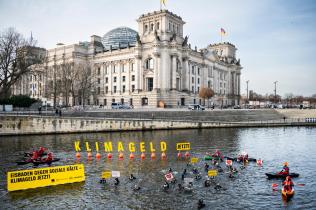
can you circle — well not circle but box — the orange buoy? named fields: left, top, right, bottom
left=177, top=152, right=182, bottom=159
left=161, top=152, right=166, bottom=160
left=141, top=153, right=145, bottom=160
left=87, top=152, right=92, bottom=159
left=151, top=152, right=156, bottom=159
left=129, top=153, right=135, bottom=160
left=96, top=153, right=101, bottom=159
left=119, top=152, right=124, bottom=160
left=75, top=152, right=81, bottom=158
left=185, top=151, right=190, bottom=158
left=107, top=153, right=112, bottom=159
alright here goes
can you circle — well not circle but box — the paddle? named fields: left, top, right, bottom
left=272, top=183, right=305, bottom=188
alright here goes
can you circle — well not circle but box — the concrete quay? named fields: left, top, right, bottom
left=0, top=109, right=315, bottom=136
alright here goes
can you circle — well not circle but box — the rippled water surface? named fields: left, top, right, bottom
left=0, top=127, right=316, bottom=209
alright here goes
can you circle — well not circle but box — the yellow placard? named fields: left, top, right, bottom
left=176, top=143, right=190, bottom=151
left=208, top=169, right=218, bottom=177
left=101, top=171, right=111, bottom=179
left=7, top=164, right=85, bottom=191
left=191, top=157, right=199, bottom=163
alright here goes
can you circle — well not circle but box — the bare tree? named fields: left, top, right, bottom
left=0, top=28, right=43, bottom=99
left=199, top=87, right=215, bottom=107
left=60, top=61, right=74, bottom=106
left=77, top=62, right=96, bottom=106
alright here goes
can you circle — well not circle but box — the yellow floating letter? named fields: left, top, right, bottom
left=140, top=142, right=146, bottom=152
left=95, top=142, right=99, bottom=152
left=150, top=142, right=156, bottom=152
left=74, top=141, right=81, bottom=152
left=160, top=141, right=167, bottom=152
left=104, top=142, right=113, bottom=152
left=117, top=141, right=124, bottom=152
left=85, top=142, right=91, bottom=152
left=129, top=142, right=135, bottom=152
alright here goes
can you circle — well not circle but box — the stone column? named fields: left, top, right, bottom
left=182, top=58, right=189, bottom=91
left=109, top=63, right=113, bottom=94
left=118, top=62, right=121, bottom=94
left=154, top=54, right=160, bottom=89
left=171, top=55, right=177, bottom=90
left=135, top=56, right=141, bottom=91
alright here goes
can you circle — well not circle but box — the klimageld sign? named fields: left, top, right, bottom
left=7, top=164, right=85, bottom=191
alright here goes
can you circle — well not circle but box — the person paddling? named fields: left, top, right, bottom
left=282, top=176, right=294, bottom=191
left=37, top=147, right=47, bottom=156
left=279, top=162, right=289, bottom=175
left=31, top=151, right=39, bottom=162
left=42, top=152, right=53, bottom=162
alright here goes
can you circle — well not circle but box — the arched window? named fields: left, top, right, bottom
left=150, top=23, right=154, bottom=31
left=156, top=22, right=160, bottom=30
left=145, top=58, right=154, bottom=70
left=144, top=25, right=148, bottom=33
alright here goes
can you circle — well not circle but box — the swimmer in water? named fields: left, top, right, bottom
left=214, top=183, right=222, bottom=191
left=133, top=184, right=141, bottom=191
left=204, top=179, right=211, bottom=187
left=129, top=174, right=136, bottom=180
left=163, top=182, right=169, bottom=190
left=198, top=199, right=205, bottom=209
left=114, top=177, right=120, bottom=185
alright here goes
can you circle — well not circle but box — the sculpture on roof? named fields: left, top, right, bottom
left=182, top=35, right=189, bottom=47
left=136, top=33, right=141, bottom=44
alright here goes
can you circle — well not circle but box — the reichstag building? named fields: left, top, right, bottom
left=13, top=9, right=242, bottom=108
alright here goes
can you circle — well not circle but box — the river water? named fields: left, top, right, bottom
left=0, top=127, right=315, bottom=209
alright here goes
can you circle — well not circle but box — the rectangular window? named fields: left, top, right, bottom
left=105, top=77, right=108, bottom=83
left=122, top=65, right=125, bottom=72
left=192, top=77, right=194, bottom=83
left=192, top=86, right=194, bottom=92
left=104, top=99, right=107, bottom=106
left=97, top=87, right=100, bottom=94
left=122, top=76, right=126, bottom=82
left=106, top=66, right=108, bottom=75
left=220, top=82, right=222, bottom=88
left=192, top=66, right=194, bottom=74
left=147, top=78, right=153, bottom=91
left=113, top=86, right=117, bottom=93
left=97, top=67, right=101, bottom=75
left=131, top=63, right=134, bottom=72
left=105, top=86, right=108, bottom=94
left=132, top=75, right=135, bottom=81
left=197, top=87, right=200, bottom=93
left=198, top=68, right=200, bottom=75
left=132, top=85, right=135, bottom=92
left=112, top=98, right=115, bottom=102
left=122, top=85, right=126, bottom=93
left=114, top=77, right=117, bottom=83
left=198, top=78, right=200, bottom=84
left=98, top=78, right=100, bottom=84
left=113, top=65, right=116, bottom=73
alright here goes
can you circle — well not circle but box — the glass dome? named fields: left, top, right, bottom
left=101, top=27, right=137, bottom=50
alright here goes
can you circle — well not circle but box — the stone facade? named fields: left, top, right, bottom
left=13, top=10, right=242, bottom=108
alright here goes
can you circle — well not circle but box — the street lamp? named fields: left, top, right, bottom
left=274, top=81, right=278, bottom=104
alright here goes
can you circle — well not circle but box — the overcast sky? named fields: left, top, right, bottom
left=1, top=0, right=315, bottom=96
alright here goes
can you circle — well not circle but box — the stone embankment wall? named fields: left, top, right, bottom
left=0, top=113, right=315, bottom=136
